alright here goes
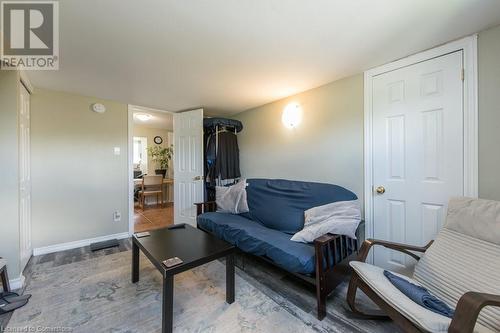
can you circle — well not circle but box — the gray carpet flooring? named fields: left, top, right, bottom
left=2, top=238, right=399, bottom=333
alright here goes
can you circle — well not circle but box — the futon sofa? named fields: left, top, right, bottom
left=196, top=178, right=363, bottom=319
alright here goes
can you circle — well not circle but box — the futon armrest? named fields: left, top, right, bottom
left=356, top=239, right=433, bottom=262
left=314, top=233, right=341, bottom=246
left=449, top=292, right=500, bottom=333
left=313, top=221, right=365, bottom=270
left=194, top=201, right=217, bottom=216
left=314, top=233, right=359, bottom=273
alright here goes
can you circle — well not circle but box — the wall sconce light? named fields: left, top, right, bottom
left=282, top=102, right=302, bottom=129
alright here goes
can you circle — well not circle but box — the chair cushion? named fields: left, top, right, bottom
left=243, top=179, right=357, bottom=234
left=445, top=197, right=500, bottom=245
left=351, top=261, right=452, bottom=333
left=197, top=212, right=316, bottom=274
left=413, top=228, right=500, bottom=332
left=352, top=261, right=495, bottom=333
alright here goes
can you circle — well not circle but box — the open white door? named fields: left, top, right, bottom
left=173, top=109, right=204, bottom=226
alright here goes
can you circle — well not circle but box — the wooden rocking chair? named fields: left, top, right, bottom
left=347, top=197, right=500, bottom=333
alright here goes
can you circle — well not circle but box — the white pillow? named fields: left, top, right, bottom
left=215, top=179, right=249, bottom=214
left=237, top=183, right=249, bottom=213
left=291, top=200, right=361, bottom=243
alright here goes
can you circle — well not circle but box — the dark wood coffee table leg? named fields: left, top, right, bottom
left=132, top=240, right=139, bottom=283
left=226, top=253, right=235, bottom=304
left=162, top=274, right=174, bottom=333
left=1, top=265, right=10, bottom=293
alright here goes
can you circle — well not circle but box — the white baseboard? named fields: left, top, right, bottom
left=9, top=274, right=25, bottom=291
left=33, top=232, right=130, bottom=256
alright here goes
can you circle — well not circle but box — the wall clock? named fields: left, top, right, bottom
left=154, top=136, right=163, bottom=144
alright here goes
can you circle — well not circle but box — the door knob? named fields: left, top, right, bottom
left=193, top=176, right=202, bottom=181
left=375, top=186, right=386, bottom=194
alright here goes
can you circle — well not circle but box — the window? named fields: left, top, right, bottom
left=133, top=136, right=148, bottom=174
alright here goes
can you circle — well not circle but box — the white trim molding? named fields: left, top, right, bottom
left=128, top=105, right=134, bottom=236
left=363, top=35, right=478, bottom=245
left=19, top=70, right=34, bottom=93
left=33, top=232, right=130, bottom=256
left=128, top=104, right=173, bottom=114
left=9, top=274, right=26, bottom=291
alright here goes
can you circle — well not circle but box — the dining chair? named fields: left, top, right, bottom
left=139, top=175, right=164, bottom=209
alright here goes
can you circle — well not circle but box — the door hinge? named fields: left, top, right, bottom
left=461, top=68, right=465, bottom=81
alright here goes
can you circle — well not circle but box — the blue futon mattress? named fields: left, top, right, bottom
left=197, top=212, right=316, bottom=274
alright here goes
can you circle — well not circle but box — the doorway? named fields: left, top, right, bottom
left=364, top=36, right=478, bottom=273
left=128, top=105, right=174, bottom=233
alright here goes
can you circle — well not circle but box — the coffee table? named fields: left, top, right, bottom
left=131, top=225, right=236, bottom=333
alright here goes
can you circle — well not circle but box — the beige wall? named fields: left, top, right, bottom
left=132, top=125, right=173, bottom=177
left=0, top=70, right=21, bottom=278
left=234, top=74, right=364, bottom=207
left=478, top=25, right=500, bottom=201
left=31, top=89, right=129, bottom=248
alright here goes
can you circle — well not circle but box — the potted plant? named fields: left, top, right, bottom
left=147, top=144, right=173, bottom=177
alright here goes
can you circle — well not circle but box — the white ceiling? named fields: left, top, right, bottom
left=28, top=0, right=500, bottom=115
left=132, top=110, right=173, bottom=131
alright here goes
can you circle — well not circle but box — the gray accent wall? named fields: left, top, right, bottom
left=0, top=71, right=21, bottom=278
left=234, top=24, right=500, bottom=210
left=234, top=75, right=364, bottom=209
left=478, top=25, right=500, bottom=201
left=30, top=89, right=129, bottom=249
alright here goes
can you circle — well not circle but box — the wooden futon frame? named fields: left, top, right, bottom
left=195, top=202, right=362, bottom=320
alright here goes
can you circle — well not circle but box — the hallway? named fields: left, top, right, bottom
left=133, top=202, right=173, bottom=233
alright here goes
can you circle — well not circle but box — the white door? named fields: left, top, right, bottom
left=372, top=51, right=464, bottom=274
left=19, top=83, right=32, bottom=270
left=173, top=109, right=204, bottom=227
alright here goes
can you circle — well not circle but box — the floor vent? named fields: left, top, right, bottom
left=90, top=239, right=120, bottom=251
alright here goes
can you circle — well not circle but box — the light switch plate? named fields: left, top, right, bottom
left=114, top=147, right=121, bottom=155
